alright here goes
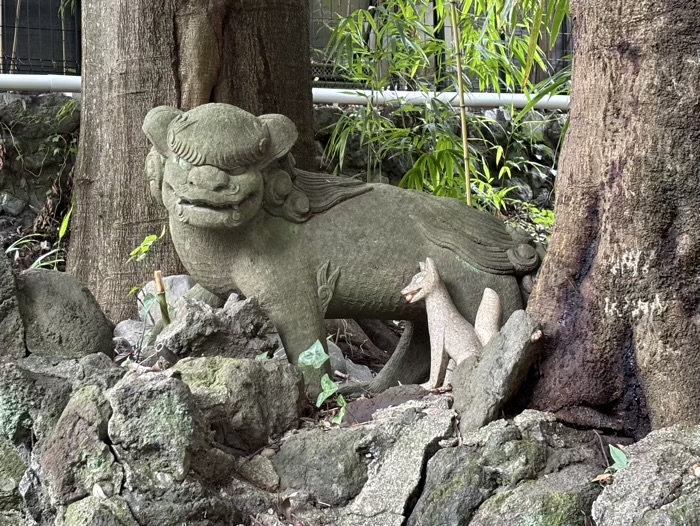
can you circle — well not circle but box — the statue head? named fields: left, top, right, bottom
left=142, top=103, right=298, bottom=229
left=401, top=257, right=442, bottom=304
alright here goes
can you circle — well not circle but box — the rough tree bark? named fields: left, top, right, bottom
left=526, top=0, right=700, bottom=437
left=68, top=0, right=314, bottom=321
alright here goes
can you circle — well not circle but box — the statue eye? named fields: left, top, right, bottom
left=175, top=156, right=192, bottom=171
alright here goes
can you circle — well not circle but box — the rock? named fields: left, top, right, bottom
left=113, top=320, right=148, bottom=350
left=155, top=297, right=280, bottom=360
left=344, top=384, right=427, bottom=425
left=592, top=425, right=700, bottom=525
left=174, top=357, right=304, bottom=452
left=237, top=455, right=280, bottom=492
left=408, top=410, right=605, bottom=526
left=107, top=371, right=247, bottom=526
left=0, top=362, right=71, bottom=444
left=57, top=496, right=139, bottom=526
left=502, top=175, right=534, bottom=202
left=328, top=340, right=346, bottom=374
left=107, top=372, right=198, bottom=484
left=0, top=255, right=25, bottom=362
left=0, top=436, right=26, bottom=512
left=345, top=359, right=374, bottom=383
left=0, top=511, right=24, bottom=526
left=339, top=395, right=456, bottom=525
left=274, top=427, right=369, bottom=506
left=17, top=353, right=125, bottom=393
left=519, top=110, right=547, bottom=144
left=137, top=274, right=197, bottom=324
left=313, top=106, right=343, bottom=140
left=482, top=108, right=512, bottom=144
left=15, top=270, right=114, bottom=360
left=469, top=463, right=602, bottom=525
left=453, top=310, right=540, bottom=434
left=41, top=386, right=122, bottom=506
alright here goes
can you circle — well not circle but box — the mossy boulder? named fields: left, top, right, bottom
left=15, top=270, right=114, bottom=360
left=173, top=357, right=304, bottom=452
left=0, top=362, right=71, bottom=444
left=41, top=386, right=122, bottom=506
left=57, top=496, right=138, bottom=526
left=408, top=411, right=605, bottom=526
left=593, top=425, right=700, bottom=525
left=0, top=437, right=26, bottom=512
left=469, top=464, right=601, bottom=526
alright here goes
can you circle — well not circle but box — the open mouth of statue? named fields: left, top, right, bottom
left=402, top=287, right=421, bottom=303
left=171, top=191, right=257, bottom=227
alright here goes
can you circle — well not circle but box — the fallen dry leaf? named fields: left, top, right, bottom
left=592, top=473, right=614, bottom=484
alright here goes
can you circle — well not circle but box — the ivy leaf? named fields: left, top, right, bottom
left=316, top=373, right=339, bottom=407
left=298, top=340, right=329, bottom=369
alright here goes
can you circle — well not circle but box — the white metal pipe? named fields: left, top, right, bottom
left=0, top=74, right=81, bottom=92
left=0, top=75, right=570, bottom=110
left=312, top=87, right=570, bottom=110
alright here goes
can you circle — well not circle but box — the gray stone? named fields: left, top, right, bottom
left=107, top=372, right=198, bottom=484
left=174, top=357, right=304, bottom=452
left=0, top=362, right=71, bottom=444
left=17, top=353, right=125, bottom=393
left=113, top=320, right=148, bottom=350
left=0, top=255, right=25, bottom=362
left=155, top=297, right=280, bottom=361
left=313, top=106, right=343, bottom=140
left=339, top=396, right=456, bottom=525
left=105, top=370, right=255, bottom=526
left=0, top=193, right=26, bottom=216
left=344, top=359, right=373, bottom=383
left=592, top=425, right=700, bottom=526
left=0, top=511, right=24, bottom=526
left=453, top=310, right=540, bottom=433
left=273, top=427, right=369, bottom=506
left=0, top=436, right=26, bottom=512
left=137, top=274, right=197, bottom=324
left=470, top=463, right=602, bottom=526
left=57, top=496, right=139, bottom=526
left=328, top=340, right=346, bottom=374
left=237, top=455, right=279, bottom=492
left=15, top=269, right=114, bottom=360
left=41, top=386, right=122, bottom=506
left=408, top=410, right=605, bottom=526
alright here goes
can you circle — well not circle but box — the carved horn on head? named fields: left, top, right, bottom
left=258, top=114, right=298, bottom=166
left=143, top=106, right=183, bottom=156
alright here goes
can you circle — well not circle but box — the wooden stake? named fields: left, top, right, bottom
left=450, top=0, right=472, bottom=206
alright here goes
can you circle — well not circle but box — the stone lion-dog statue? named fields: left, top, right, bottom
left=142, top=103, right=540, bottom=393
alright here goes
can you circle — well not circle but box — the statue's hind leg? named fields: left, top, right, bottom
left=339, top=320, right=431, bottom=397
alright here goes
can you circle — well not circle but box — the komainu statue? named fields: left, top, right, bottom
left=142, top=103, right=540, bottom=393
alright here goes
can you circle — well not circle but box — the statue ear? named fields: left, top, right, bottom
left=419, top=261, right=426, bottom=272
left=425, top=257, right=438, bottom=274
left=143, top=106, right=183, bottom=156
left=258, top=114, right=298, bottom=164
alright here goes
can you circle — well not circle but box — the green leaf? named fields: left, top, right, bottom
left=139, top=293, right=158, bottom=322
left=316, top=373, right=339, bottom=407
left=297, top=339, right=329, bottom=369
left=609, top=445, right=629, bottom=469
left=331, top=403, right=347, bottom=425
left=58, top=205, right=73, bottom=240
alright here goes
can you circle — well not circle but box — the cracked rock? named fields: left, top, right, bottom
left=592, top=425, right=700, bottom=525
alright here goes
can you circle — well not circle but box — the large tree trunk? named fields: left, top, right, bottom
left=68, top=0, right=313, bottom=322
left=526, top=0, right=700, bottom=437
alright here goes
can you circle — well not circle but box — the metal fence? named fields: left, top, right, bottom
left=310, top=0, right=572, bottom=87
left=0, top=0, right=81, bottom=75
